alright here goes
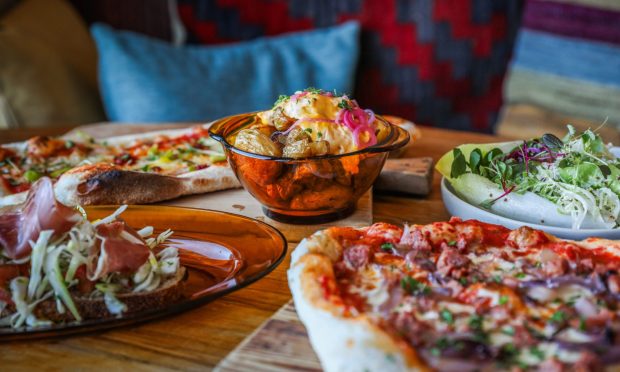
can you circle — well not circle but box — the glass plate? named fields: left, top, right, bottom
left=0, top=205, right=287, bottom=341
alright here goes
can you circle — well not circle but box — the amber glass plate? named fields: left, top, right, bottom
left=0, top=206, right=287, bottom=341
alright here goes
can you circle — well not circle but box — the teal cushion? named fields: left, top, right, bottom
left=91, top=22, right=360, bottom=123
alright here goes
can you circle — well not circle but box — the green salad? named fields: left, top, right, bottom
left=437, top=126, right=620, bottom=229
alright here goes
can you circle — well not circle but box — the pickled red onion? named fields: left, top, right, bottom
left=365, top=109, right=375, bottom=125
left=353, top=125, right=377, bottom=147
left=290, top=91, right=309, bottom=102
left=342, top=108, right=368, bottom=130
left=336, top=106, right=377, bottom=148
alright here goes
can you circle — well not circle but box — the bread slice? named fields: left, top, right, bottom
left=33, top=267, right=187, bottom=322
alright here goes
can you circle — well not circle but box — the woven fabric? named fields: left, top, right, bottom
left=91, top=22, right=360, bottom=123
left=505, top=0, right=620, bottom=126
left=177, top=0, right=522, bottom=133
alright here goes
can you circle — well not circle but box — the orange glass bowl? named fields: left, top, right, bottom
left=209, top=113, right=410, bottom=224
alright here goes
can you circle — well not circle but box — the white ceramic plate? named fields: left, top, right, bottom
left=441, top=177, right=620, bottom=240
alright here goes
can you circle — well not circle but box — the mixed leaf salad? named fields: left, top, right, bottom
left=437, top=126, right=620, bottom=229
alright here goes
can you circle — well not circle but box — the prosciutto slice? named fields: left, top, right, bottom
left=88, top=220, right=150, bottom=280
left=0, top=178, right=81, bottom=259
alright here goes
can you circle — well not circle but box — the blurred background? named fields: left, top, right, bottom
left=0, top=0, right=618, bottom=141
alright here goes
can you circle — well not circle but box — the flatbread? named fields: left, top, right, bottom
left=0, top=123, right=241, bottom=207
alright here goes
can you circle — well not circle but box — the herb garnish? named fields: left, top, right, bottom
left=338, top=99, right=352, bottom=110
left=443, top=126, right=620, bottom=229
left=549, top=310, right=566, bottom=324
left=273, top=94, right=289, bottom=106
left=400, top=277, right=430, bottom=296
left=440, top=309, right=454, bottom=324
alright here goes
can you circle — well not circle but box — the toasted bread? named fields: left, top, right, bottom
left=33, top=267, right=187, bottom=323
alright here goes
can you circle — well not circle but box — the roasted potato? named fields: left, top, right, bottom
left=234, top=129, right=281, bottom=157
left=270, top=106, right=295, bottom=131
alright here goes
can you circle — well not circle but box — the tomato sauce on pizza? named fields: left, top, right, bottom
left=293, top=218, right=620, bottom=371
left=0, top=126, right=227, bottom=195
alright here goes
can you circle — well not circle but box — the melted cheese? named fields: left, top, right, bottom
left=348, top=265, right=389, bottom=309
left=282, top=93, right=342, bottom=120
left=296, top=121, right=357, bottom=153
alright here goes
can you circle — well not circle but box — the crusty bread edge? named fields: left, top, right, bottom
left=53, top=163, right=240, bottom=206
left=0, top=122, right=241, bottom=207
left=288, top=230, right=428, bottom=372
left=34, top=267, right=187, bottom=323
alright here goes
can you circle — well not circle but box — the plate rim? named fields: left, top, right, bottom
left=441, top=177, right=620, bottom=238
left=0, top=205, right=288, bottom=341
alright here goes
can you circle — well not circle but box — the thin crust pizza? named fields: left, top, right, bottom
left=0, top=124, right=240, bottom=207
left=289, top=218, right=620, bottom=371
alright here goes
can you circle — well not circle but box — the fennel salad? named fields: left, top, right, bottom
left=0, top=205, right=179, bottom=329
left=440, top=126, right=620, bottom=229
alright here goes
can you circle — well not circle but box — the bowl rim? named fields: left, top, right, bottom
left=208, top=112, right=410, bottom=162
left=441, top=177, right=620, bottom=237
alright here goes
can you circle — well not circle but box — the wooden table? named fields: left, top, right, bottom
left=0, top=126, right=502, bottom=370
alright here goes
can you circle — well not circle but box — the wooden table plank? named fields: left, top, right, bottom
left=0, top=125, right=501, bottom=369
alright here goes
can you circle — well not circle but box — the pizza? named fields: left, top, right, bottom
left=0, top=124, right=240, bottom=207
left=289, top=218, right=620, bottom=371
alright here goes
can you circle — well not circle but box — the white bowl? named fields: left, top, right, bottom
left=441, top=177, right=620, bottom=240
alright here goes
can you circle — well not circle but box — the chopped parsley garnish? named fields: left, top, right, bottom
left=304, top=128, right=313, bottom=134
left=515, top=272, right=526, bottom=279
left=566, top=294, right=581, bottom=306
left=338, top=99, right=352, bottom=110
left=23, top=169, right=42, bottom=183
left=381, top=243, right=394, bottom=252
left=492, top=275, right=502, bottom=284
left=440, top=309, right=454, bottom=324
left=501, top=326, right=515, bottom=336
left=579, top=317, right=587, bottom=331
left=529, top=346, right=545, bottom=360
left=459, top=277, right=468, bottom=285
left=273, top=94, right=289, bottom=106
left=468, top=314, right=483, bottom=331
left=499, top=295, right=509, bottom=306
left=317, top=132, right=323, bottom=139
left=435, top=337, right=450, bottom=349
left=447, top=240, right=457, bottom=246
left=304, top=87, right=324, bottom=94
left=549, top=310, right=566, bottom=324
left=400, top=276, right=430, bottom=296
left=502, top=343, right=518, bottom=356
left=468, top=315, right=488, bottom=342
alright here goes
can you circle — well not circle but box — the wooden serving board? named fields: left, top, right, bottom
left=160, top=189, right=371, bottom=243
left=215, top=300, right=320, bottom=372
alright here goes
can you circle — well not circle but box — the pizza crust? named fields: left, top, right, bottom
left=54, top=163, right=240, bottom=206
left=0, top=123, right=242, bottom=207
left=288, top=231, right=429, bottom=372
left=0, top=163, right=240, bottom=207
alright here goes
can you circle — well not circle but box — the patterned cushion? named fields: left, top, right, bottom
left=504, top=0, right=620, bottom=127
left=177, top=0, right=522, bottom=132
left=91, top=22, right=360, bottom=122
